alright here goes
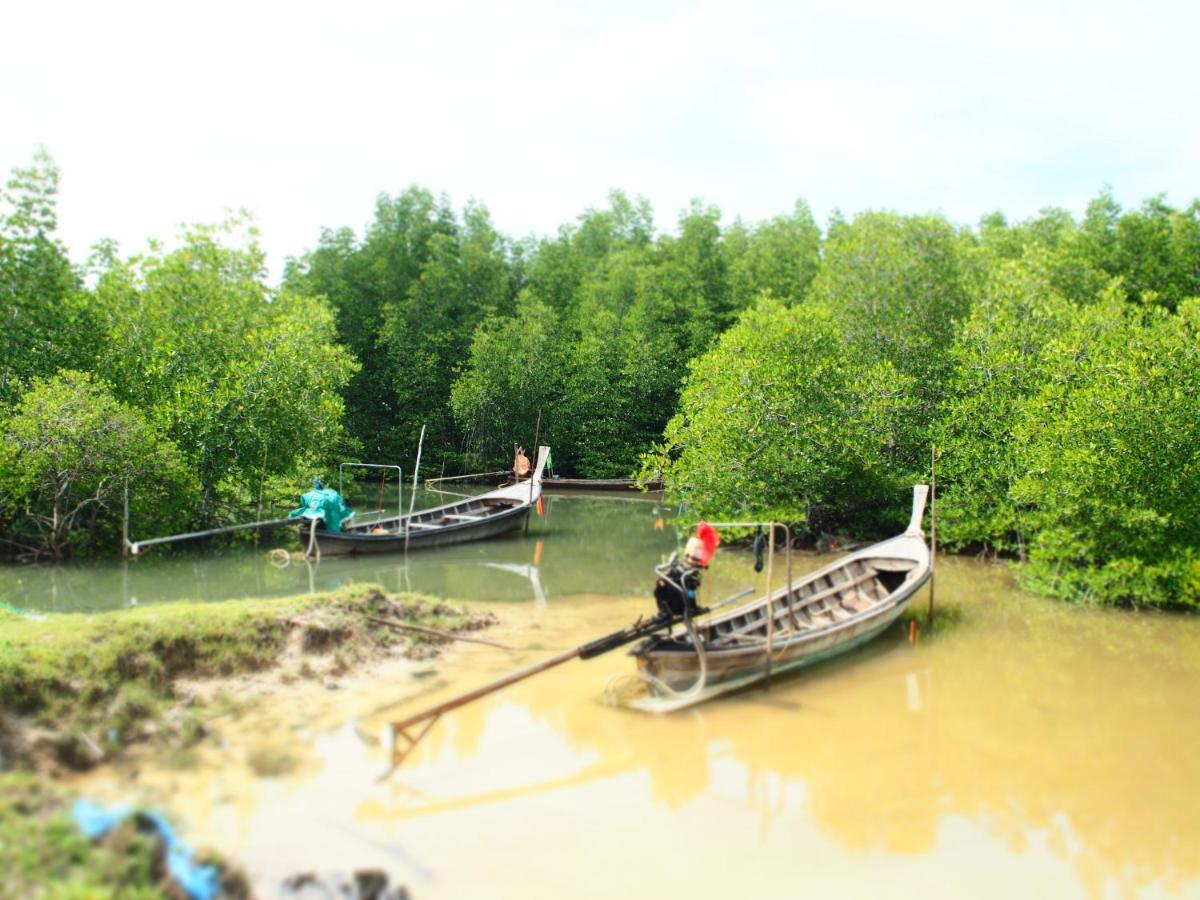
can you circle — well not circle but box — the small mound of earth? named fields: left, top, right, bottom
left=282, top=869, right=409, bottom=899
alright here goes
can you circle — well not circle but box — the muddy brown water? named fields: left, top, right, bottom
left=10, top=493, right=1200, bottom=897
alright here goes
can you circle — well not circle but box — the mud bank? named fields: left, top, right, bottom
left=0, top=585, right=496, bottom=774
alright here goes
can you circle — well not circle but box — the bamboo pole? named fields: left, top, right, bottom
left=385, top=646, right=582, bottom=774
left=129, top=516, right=295, bottom=556
left=779, top=523, right=799, bottom=631
left=380, top=584, right=755, bottom=777
left=394, top=648, right=579, bottom=735
left=404, top=425, right=426, bottom=553
left=365, top=616, right=517, bottom=650
left=122, top=478, right=130, bottom=557
left=764, top=523, right=775, bottom=688
left=928, top=445, right=937, bottom=626
left=255, top=443, right=267, bottom=547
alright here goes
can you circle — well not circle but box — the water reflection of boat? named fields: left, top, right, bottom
left=313, top=448, right=549, bottom=556
left=630, top=486, right=931, bottom=711
left=482, top=562, right=547, bottom=606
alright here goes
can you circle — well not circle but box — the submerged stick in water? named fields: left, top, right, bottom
left=365, top=616, right=516, bottom=651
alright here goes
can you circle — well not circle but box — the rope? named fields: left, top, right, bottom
left=268, top=548, right=292, bottom=568
left=425, top=486, right=473, bottom=499
left=305, top=518, right=320, bottom=561
left=602, top=618, right=709, bottom=707
left=604, top=565, right=710, bottom=707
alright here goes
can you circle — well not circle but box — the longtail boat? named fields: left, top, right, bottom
left=549, top=480, right=662, bottom=494
left=507, top=475, right=662, bottom=492
left=626, top=485, right=931, bottom=712
left=310, top=447, right=549, bottom=556
left=546, top=477, right=662, bottom=492
left=378, top=486, right=929, bottom=773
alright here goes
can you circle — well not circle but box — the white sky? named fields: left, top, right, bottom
left=3, top=0, right=1198, bottom=280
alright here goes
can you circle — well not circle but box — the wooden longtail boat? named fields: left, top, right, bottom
left=627, top=485, right=931, bottom=712
left=549, top=477, right=663, bottom=492
left=508, top=476, right=663, bottom=492
left=311, top=447, right=549, bottom=556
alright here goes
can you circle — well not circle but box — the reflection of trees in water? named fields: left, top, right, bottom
left=725, top=570, right=1200, bottom=895
left=6, top=547, right=319, bottom=613
left=376, top=562, right=1200, bottom=895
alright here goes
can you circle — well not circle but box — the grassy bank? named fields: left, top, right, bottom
left=0, top=584, right=495, bottom=772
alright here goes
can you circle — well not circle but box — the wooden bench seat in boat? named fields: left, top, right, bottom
left=715, top=569, right=881, bottom=639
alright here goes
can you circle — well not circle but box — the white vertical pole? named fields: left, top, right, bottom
left=404, top=425, right=426, bottom=552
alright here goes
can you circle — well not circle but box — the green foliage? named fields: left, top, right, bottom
left=96, top=219, right=356, bottom=513
left=1084, top=190, right=1200, bottom=310
left=379, top=200, right=514, bottom=461
left=984, top=191, right=1200, bottom=312
left=451, top=193, right=827, bottom=476
left=450, top=297, right=559, bottom=465
left=1014, top=296, right=1200, bottom=608
left=0, top=149, right=91, bottom=407
left=285, top=188, right=509, bottom=464
left=644, top=298, right=915, bottom=534
left=725, top=199, right=822, bottom=310
left=979, top=204, right=1111, bottom=305
left=934, top=256, right=1079, bottom=553
left=808, top=211, right=975, bottom=473
left=0, top=371, right=196, bottom=560
left=938, top=275, right=1200, bottom=608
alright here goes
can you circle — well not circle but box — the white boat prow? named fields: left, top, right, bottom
left=489, top=445, right=550, bottom=503
left=905, top=484, right=930, bottom=537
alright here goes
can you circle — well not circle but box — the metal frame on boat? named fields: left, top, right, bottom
left=312, top=447, right=550, bottom=556
left=627, top=485, right=932, bottom=712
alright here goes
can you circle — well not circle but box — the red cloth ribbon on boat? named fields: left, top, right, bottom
left=696, top=521, right=720, bottom=560
left=686, top=521, right=719, bottom=566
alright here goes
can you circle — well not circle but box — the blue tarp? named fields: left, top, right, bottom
left=72, top=799, right=221, bottom=900
left=288, top=486, right=354, bottom=533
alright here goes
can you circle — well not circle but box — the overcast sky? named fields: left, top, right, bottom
left=3, top=0, right=1197, bottom=280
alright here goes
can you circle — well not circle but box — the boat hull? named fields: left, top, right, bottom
left=630, top=573, right=927, bottom=711
left=311, top=503, right=529, bottom=556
